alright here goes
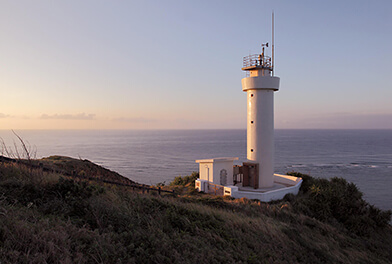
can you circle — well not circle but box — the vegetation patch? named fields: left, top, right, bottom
left=0, top=156, right=391, bottom=263
left=287, top=172, right=392, bottom=235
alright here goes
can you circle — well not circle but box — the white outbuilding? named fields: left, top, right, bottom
left=195, top=157, right=238, bottom=194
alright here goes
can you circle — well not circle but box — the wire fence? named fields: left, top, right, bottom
left=0, top=155, right=175, bottom=195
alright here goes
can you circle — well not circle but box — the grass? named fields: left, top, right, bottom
left=0, top=156, right=391, bottom=263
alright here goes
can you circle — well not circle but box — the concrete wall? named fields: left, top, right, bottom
left=246, top=89, right=275, bottom=187
left=198, top=163, right=212, bottom=182
left=242, top=69, right=280, bottom=189
left=212, top=160, right=234, bottom=186
left=196, top=158, right=238, bottom=186
left=224, top=174, right=303, bottom=202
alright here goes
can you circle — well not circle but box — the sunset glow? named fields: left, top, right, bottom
left=1, top=1, right=391, bottom=130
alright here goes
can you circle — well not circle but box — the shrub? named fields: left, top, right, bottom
left=287, top=172, right=392, bottom=235
left=170, top=172, right=199, bottom=187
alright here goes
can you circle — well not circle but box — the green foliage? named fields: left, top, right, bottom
left=287, top=172, right=392, bottom=235
left=170, top=171, right=199, bottom=186
left=156, top=181, right=166, bottom=187
left=286, top=171, right=316, bottom=193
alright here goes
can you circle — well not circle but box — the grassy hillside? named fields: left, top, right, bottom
left=0, top=156, right=391, bottom=263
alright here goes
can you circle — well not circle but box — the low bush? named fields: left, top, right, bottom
left=287, top=172, right=392, bottom=235
left=169, top=172, right=199, bottom=187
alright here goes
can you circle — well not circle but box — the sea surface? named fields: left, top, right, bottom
left=1, top=129, right=391, bottom=212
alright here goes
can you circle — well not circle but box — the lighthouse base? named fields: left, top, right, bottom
left=196, top=174, right=302, bottom=202
left=224, top=174, right=302, bottom=202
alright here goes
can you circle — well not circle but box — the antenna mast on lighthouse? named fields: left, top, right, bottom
left=272, top=11, right=275, bottom=76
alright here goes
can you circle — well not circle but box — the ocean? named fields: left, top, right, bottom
left=0, top=129, right=391, bottom=212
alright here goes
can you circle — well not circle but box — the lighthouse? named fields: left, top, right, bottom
left=195, top=14, right=302, bottom=201
left=241, top=44, right=279, bottom=188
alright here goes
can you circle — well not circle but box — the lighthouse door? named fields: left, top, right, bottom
left=220, top=169, right=227, bottom=186
left=242, top=162, right=259, bottom=189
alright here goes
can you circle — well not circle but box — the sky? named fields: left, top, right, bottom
left=1, top=0, right=392, bottom=130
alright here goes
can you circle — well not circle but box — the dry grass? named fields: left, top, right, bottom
left=0, top=157, right=391, bottom=263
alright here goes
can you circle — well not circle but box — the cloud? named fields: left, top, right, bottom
left=111, top=117, right=156, bottom=123
left=0, top=113, right=9, bottom=118
left=277, top=113, right=392, bottom=129
left=40, top=113, right=96, bottom=120
left=323, top=113, right=392, bottom=129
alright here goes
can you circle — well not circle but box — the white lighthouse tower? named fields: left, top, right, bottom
left=195, top=14, right=302, bottom=201
left=241, top=43, right=279, bottom=188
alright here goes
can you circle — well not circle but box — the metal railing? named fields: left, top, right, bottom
left=243, top=54, right=272, bottom=69
left=207, top=183, right=225, bottom=196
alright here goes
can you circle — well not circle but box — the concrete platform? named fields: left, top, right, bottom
left=238, top=183, right=289, bottom=193
left=223, top=174, right=302, bottom=202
